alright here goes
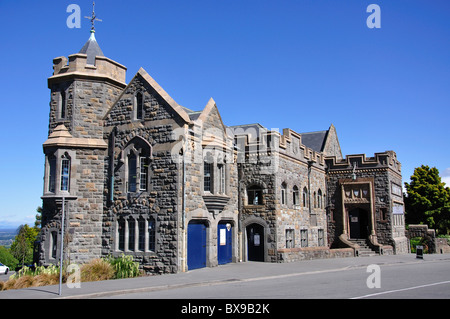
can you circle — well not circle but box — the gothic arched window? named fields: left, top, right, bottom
left=281, top=182, right=287, bottom=205
left=293, top=185, right=299, bottom=206
left=303, top=187, right=308, bottom=207
left=318, top=189, right=323, bottom=209
left=136, top=92, right=144, bottom=120
left=123, top=136, right=152, bottom=193
left=60, top=154, right=71, bottom=191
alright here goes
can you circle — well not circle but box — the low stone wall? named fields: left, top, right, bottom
left=380, top=245, right=394, bottom=255
left=277, top=247, right=354, bottom=263
left=406, top=225, right=450, bottom=254
left=437, top=238, right=450, bottom=254
left=407, top=224, right=437, bottom=253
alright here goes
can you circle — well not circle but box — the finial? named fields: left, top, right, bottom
left=84, top=1, right=102, bottom=32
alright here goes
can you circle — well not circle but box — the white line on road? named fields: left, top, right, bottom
left=351, top=280, right=450, bottom=299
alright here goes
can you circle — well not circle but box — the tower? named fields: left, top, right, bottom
left=39, top=26, right=127, bottom=265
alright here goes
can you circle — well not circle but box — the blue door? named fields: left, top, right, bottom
left=188, top=221, right=207, bottom=270
left=218, top=222, right=232, bottom=265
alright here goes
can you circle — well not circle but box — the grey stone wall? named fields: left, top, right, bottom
left=48, top=80, right=123, bottom=137
left=182, top=103, right=239, bottom=268
left=40, top=75, right=123, bottom=265
left=102, top=72, right=185, bottom=274
left=276, top=155, right=327, bottom=250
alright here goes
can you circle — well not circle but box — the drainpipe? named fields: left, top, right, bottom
left=109, top=127, right=116, bottom=204
left=307, top=160, right=314, bottom=217
left=238, top=160, right=243, bottom=262
left=181, top=144, right=187, bottom=272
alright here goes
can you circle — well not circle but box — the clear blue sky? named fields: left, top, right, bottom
left=0, top=0, right=449, bottom=228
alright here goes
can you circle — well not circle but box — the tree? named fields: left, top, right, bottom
left=404, top=165, right=450, bottom=234
left=34, top=206, right=42, bottom=230
left=9, top=225, right=39, bottom=266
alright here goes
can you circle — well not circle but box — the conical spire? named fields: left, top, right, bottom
left=79, top=2, right=104, bottom=65
left=79, top=29, right=104, bottom=65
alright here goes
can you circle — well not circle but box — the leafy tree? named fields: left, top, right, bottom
left=404, top=165, right=450, bottom=234
left=0, top=246, right=18, bottom=269
left=9, top=225, right=39, bottom=266
left=34, top=206, right=42, bottom=230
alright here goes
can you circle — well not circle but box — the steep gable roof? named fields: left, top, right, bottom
left=196, top=98, right=227, bottom=132
left=136, top=68, right=191, bottom=123
left=300, top=124, right=342, bottom=159
left=103, top=67, right=191, bottom=123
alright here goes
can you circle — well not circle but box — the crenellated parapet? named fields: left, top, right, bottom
left=325, top=150, right=401, bottom=175
left=49, top=53, right=127, bottom=88
left=228, top=125, right=326, bottom=168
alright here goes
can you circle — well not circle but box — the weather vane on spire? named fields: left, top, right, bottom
left=85, top=1, right=102, bottom=31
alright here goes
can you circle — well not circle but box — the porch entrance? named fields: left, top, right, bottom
left=348, top=208, right=369, bottom=239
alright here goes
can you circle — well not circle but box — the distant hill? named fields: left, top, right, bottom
left=0, top=229, right=18, bottom=248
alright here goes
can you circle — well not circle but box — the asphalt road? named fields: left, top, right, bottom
left=102, top=256, right=450, bottom=299
left=1, top=253, right=449, bottom=301
left=0, top=271, right=14, bottom=282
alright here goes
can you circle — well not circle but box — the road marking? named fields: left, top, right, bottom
left=351, top=280, right=450, bottom=299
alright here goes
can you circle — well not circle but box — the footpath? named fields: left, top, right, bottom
left=1, top=253, right=449, bottom=299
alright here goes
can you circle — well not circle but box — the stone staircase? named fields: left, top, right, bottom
left=349, top=239, right=378, bottom=257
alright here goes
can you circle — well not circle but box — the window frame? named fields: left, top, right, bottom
left=293, top=185, right=299, bottom=206
left=303, top=187, right=308, bottom=207
left=116, top=216, right=157, bottom=253
left=247, top=185, right=263, bottom=206
left=60, top=90, right=66, bottom=119
left=318, top=229, right=325, bottom=247
left=281, top=182, right=287, bottom=206
left=44, top=149, right=75, bottom=197
left=318, top=189, right=323, bottom=209
left=122, top=137, right=152, bottom=194
left=300, top=229, right=308, bottom=248
left=135, top=91, right=144, bottom=120
left=203, top=161, right=213, bottom=193
left=286, top=229, right=295, bottom=248
left=48, top=155, right=57, bottom=193
left=60, top=155, right=71, bottom=192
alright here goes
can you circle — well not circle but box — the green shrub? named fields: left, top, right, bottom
left=13, top=264, right=60, bottom=279
left=106, top=254, right=140, bottom=279
left=410, top=237, right=428, bottom=253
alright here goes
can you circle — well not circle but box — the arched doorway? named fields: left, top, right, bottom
left=348, top=208, right=369, bottom=239
left=246, top=223, right=265, bottom=261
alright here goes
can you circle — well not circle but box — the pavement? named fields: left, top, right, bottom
left=1, top=253, right=450, bottom=299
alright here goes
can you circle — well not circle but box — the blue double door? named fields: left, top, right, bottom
left=187, top=221, right=233, bottom=271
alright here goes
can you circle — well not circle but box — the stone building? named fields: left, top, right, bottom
left=38, top=30, right=408, bottom=273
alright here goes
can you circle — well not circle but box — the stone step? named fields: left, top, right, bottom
left=348, top=239, right=378, bottom=256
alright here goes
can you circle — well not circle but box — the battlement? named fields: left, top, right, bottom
left=325, top=150, right=401, bottom=174
left=229, top=125, right=325, bottom=167
left=49, top=53, right=127, bottom=88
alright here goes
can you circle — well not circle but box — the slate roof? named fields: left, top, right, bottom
left=299, top=130, right=328, bottom=152
left=79, top=31, right=104, bottom=65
